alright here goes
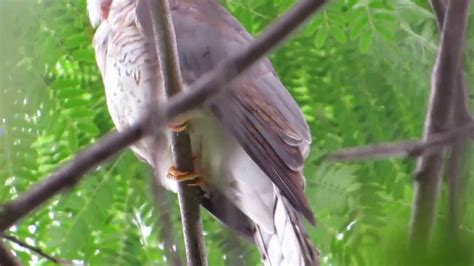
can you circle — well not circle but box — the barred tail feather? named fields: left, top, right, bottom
left=254, top=189, right=318, bottom=266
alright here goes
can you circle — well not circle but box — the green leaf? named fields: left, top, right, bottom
left=350, top=15, right=368, bottom=40
left=314, top=27, right=329, bottom=48
left=49, top=79, right=77, bottom=91
left=375, top=22, right=396, bottom=41
left=332, top=25, right=347, bottom=43
left=72, top=49, right=95, bottom=63
left=76, top=121, right=100, bottom=136
left=359, top=31, right=373, bottom=53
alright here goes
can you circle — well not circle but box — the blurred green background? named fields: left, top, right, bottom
left=1, top=0, right=473, bottom=265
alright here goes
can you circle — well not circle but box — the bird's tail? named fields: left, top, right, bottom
left=254, top=189, right=319, bottom=266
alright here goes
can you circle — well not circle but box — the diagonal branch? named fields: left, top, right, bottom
left=409, top=0, right=470, bottom=248
left=327, top=122, right=474, bottom=162
left=146, top=0, right=206, bottom=264
left=0, top=121, right=147, bottom=231
left=0, top=0, right=328, bottom=234
left=0, top=241, right=21, bottom=266
left=1, top=234, right=69, bottom=265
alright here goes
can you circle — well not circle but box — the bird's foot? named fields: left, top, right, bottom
left=167, top=119, right=188, bottom=132
left=189, top=155, right=205, bottom=187
left=167, top=166, right=203, bottom=187
left=187, top=176, right=205, bottom=187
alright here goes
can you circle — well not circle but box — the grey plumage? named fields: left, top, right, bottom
left=88, top=0, right=318, bottom=264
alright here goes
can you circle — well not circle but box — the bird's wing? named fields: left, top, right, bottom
left=165, top=0, right=314, bottom=223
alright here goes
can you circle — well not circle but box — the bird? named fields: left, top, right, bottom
left=87, top=0, right=318, bottom=265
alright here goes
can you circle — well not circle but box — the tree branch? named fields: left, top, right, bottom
left=446, top=77, right=472, bottom=240
left=0, top=121, right=147, bottom=231
left=0, top=0, right=329, bottom=238
left=446, top=139, right=468, bottom=240
left=409, top=0, right=470, bottom=248
left=430, top=0, right=446, bottom=28
left=327, top=122, right=474, bottom=162
left=431, top=0, right=474, bottom=240
left=147, top=0, right=207, bottom=264
left=0, top=241, right=21, bottom=266
left=1, top=234, right=68, bottom=265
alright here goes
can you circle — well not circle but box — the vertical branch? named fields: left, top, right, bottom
left=446, top=137, right=468, bottom=239
left=430, top=0, right=473, bottom=240
left=168, top=133, right=206, bottom=266
left=446, top=75, right=472, bottom=239
left=410, top=0, right=470, bottom=247
left=430, top=0, right=446, bottom=26
left=147, top=0, right=207, bottom=265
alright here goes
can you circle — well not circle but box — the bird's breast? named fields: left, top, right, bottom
left=102, top=25, right=167, bottom=167
left=105, top=25, right=162, bottom=129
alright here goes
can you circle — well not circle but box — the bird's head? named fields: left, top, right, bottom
left=87, top=0, right=113, bottom=28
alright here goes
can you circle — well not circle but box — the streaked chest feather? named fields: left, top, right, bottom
left=104, top=25, right=161, bottom=130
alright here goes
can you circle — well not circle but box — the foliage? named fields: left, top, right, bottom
left=1, top=0, right=473, bottom=265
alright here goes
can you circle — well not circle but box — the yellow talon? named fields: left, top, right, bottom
left=167, top=120, right=188, bottom=132
left=167, top=166, right=200, bottom=183
left=187, top=176, right=205, bottom=187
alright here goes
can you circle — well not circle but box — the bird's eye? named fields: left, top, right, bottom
left=101, top=0, right=113, bottom=20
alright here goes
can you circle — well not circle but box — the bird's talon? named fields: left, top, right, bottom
left=168, top=120, right=188, bottom=132
left=167, top=166, right=200, bottom=183
left=187, top=176, right=205, bottom=187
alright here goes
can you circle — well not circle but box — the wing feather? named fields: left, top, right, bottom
left=167, top=1, right=314, bottom=223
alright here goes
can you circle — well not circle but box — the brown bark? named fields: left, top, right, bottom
left=409, top=0, right=470, bottom=248
left=147, top=0, right=207, bottom=264
left=430, top=0, right=473, bottom=240
left=445, top=61, right=472, bottom=241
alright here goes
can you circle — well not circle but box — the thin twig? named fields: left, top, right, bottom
left=0, top=0, right=328, bottom=232
left=1, top=234, right=68, bottom=265
left=0, top=241, right=21, bottom=266
left=409, top=0, right=470, bottom=248
left=147, top=0, right=206, bottom=264
left=327, top=122, right=474, bottom=162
